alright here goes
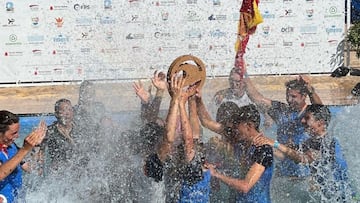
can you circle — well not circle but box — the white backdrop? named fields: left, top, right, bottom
left=0, top=0, right=345, bottom=85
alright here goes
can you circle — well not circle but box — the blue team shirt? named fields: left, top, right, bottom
left=0, top=144, right=23, bottom=203
left=268, top=101, right=310, bottom=177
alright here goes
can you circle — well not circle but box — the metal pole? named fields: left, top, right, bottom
left=346, top=0, right=352, bottom=67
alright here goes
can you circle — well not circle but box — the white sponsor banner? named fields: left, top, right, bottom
left=0, top=0, right=344, bottom=85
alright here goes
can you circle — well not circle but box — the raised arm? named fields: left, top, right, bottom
left=157, top=74, right=180, bottom=162
left=189, top=96, right=200, bottom=140
left=298, top=75, right=323, bottom=105
left=195, top=95, right=224, bottom=135
left=244, top=77, right=272, bottom=109
left=0, top=121, right=46, bottom=180
left=178, top=83, right=196, bottom=162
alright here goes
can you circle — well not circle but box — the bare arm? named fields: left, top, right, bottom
left=244, top=77, right=272, bottom=109
left=298, top=75, right=322, bottom=105
left=195, top=96, right=224, bottom=135
left=157, top=75, right=181, bottom=162
left=0, top=121, right=46, bottom=180
left=189, top=96, right=200, bottom=140
left=208, top=162, right=265, bottom=193
left=254, top=136, right=314, bottom=164
left=179, top=97, right=195, bottom=163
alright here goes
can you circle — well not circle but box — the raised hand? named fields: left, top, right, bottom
left=151, top=70, right=167, bottom=91
left=24, top=120, right=47, bottom=149
left=170, top=74, right=186, bottom=101
left=133, top=80, right=151, bottom=103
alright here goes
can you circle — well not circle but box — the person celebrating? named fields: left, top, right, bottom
left=0, top=110, right=47, bottom=203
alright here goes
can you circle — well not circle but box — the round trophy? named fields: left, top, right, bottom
left=167, top=55, right=206, bottom=96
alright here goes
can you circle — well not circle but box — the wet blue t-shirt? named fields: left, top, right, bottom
left=268, top=101, right=310, bottom=177
left=0, top=144, right=23, bottom=203
left=234, top=144, right=274, bottom=203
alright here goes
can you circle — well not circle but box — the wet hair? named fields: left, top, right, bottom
left=0, top=110, right=19, bottom=134
left=305, top=104, right=331, bottom=127
left=232, top=104, right=261, bottom=131
left=285, top=79, right=308, bottom=95
left=139, top=122, right=165, bottom=153
left=216, top=101, right=240, bottom=125
left=54, top=98, right=72, bottom=113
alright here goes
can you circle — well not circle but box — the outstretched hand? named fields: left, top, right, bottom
left=24, top=120, right=47, bottom=149
left=151, top=70, right=167, bottom=91
left=133, top=80, right=151, bottom=103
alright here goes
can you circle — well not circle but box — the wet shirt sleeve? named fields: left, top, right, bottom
left=268, top=101, right=288, bottom=123
left=253, top=145, right=273, bottom=169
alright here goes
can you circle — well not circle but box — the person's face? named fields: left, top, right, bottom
left=56, top=102, right=74, bottom=125
left=0, top=123, right=20, bottom=146
left=286, top=89, right=306, bottom=110
left=229, top=72, right=245, bottom=95
left=232, top=122, right=248, bottom=142
left=301, top=112, right=321, bottom=136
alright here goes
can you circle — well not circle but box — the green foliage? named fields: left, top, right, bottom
left=347, top=22, right=360, bottom=59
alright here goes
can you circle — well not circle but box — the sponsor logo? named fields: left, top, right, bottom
left=283, top=41, right=293, bottom=47
left=32, top=49, right=42, bottom=56
left=208, top=14, right=227, bottom=21
left=126, top=33, right=145, bottom=39
left=256, top=43, right=276, bottom=48
left=281, top=26, right=294, bottom=33
left=154, top=31, right=175, bottom=39
left=4, top=51, right=23, bottom=56
left=187, top=10, right=201, bottom=21
left=262, top=26, right=270, bottom=36
left=29, top=4, right=39, bottom=11
left=55, top=17, right=64, bottom=27
left=325, top=6, right=342, bottom=17
left=280, top=9, right=295, bottom=17
left=100, top=48, right=119, bottom=54
left=154, top=1, right=176, bottom=6
left=53, top=34, right=69, bottom=43
left=209, top=29, right=227, bottom=38
left=75, top=17, right=93, bottom=26
left=2, top=18, right=19, bottom=27
left=158, top=46, right=177, bottom=52
left=188, top=44, right=199, bottom=50
left=100, top=16, right=116, bottom=24
left=185, top=29, right=202, bottom=39
left=50, top=5, right=69, bottom=10
left=306, top=0, right=314, bottom=3
left=132, top=46, right=144, bottom=53
left=80, top=47, right=91, bottom=53
left=328, top=39, right=338, bottom=46
left=105, top=32, right=113, bottom=41
left=33, top=68, right=52, bottom=76
left=74, top=4, right=90, bottom=10
left=187, top=0, right=197, bottom=4
left=27, top=34, right=44, bottom=44
left=6, top=2, right=14, bottom=12
left=326, top=25, right=342, bottom=34
left=213, top=0, right=221, bottom=6
left=300, top=42, right=320, bottom=47
left=31, top=17, right=40, bottom=27
left=161, top=12, right=169, bottom=21
left=104, top=0, right=112, bottom=9
left=306, top=9, right=314, bottom=19
left=262, top=11, right=275, bottom=19
left=52, top=49, right=71, bottom=55
left=209, top=44, right=227, bottom=51
left=5, top=34, right=21, bottom=45
left=127, top=14, right=144, bottom=23
left=300, top=25, right=317, bottom=34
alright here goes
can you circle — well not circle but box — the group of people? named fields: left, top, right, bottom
left=0, top=66, right=357, bottom=202
left=135, top=68, right=357, bottom=202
